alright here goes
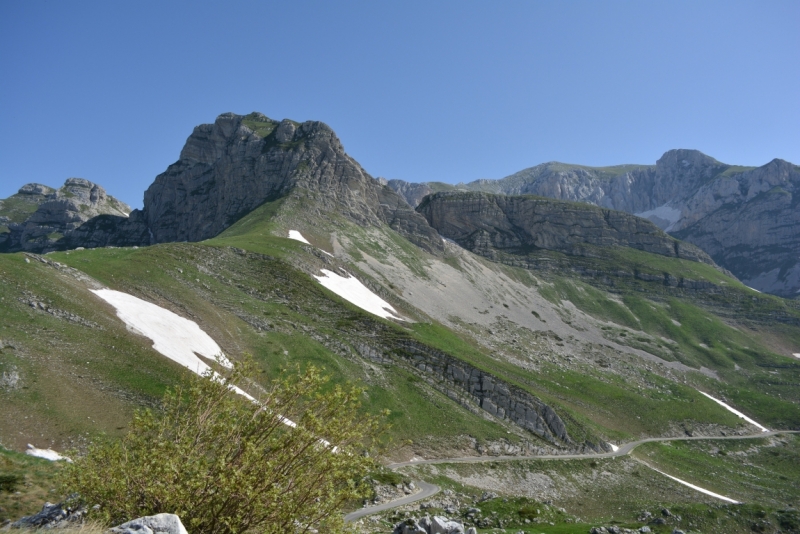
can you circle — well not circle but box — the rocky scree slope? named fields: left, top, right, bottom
left=10, top=112, right=441, bottom=255
left=390, top=150, right=800, bottom=296
left=417, top=191, right=717, bottom=267
left=0, top=179, right=131, bottom=253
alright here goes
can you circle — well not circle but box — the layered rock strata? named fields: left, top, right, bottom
left=417, top=191, right=715, bottom=266
left=142, top=112, right=442, bottom=252
left=1, top=113, right=443, bottom=254
left=391, top=150, right=800, bottom=297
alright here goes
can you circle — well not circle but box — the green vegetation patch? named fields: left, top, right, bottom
left=633, top=435, right=800, bottom=507
left=0, top=446, right=62, bottom=522
left=241, top=112, right=278, bottom=138
left=0, top=195, right=45, bottom=224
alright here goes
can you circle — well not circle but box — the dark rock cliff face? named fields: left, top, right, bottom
left=1, top=113, right=443, bottom=254
left=142, top=112, right=442, bottom=252
left=417, top=191, right=715, bottom=266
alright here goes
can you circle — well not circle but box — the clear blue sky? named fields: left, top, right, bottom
left=1, top=1, right=798, bottom=209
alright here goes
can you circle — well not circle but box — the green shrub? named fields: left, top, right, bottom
left=0, top=474, right=20, bottom=492
left=61, top=359, right=385, bottom=534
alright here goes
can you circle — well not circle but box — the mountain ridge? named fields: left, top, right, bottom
left=388, top=150, right=800, bottom=297
left=2, top=112, right=800, bottom=530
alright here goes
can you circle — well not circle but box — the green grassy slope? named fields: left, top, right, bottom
left=2, top=193, right=800, bottom=529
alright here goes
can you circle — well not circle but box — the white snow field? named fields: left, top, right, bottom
left=288, top=230, right=311, bottom=245
left=793, top=353, right=800, bottom=359
left=25, top=444, right=71, bottom=462
left=650, top=465, right=739, bottom=504
left=698, top=391, right=769, bottom=432
left=91, top=289, right=231, bottom=376
left=314, top=269, right=406, bottom=321
left=608, top=443, right=619, bottom=452
left=90, top=289, right=315, bottom=436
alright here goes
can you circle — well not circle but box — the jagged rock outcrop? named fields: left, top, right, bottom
left=417, top=191, right=716, bottom=267
left=393, top=338, right=576, bottom=447
left=0, top=179, right=131, bottom=253
left=393, top=150, right=800, bottom=296
left=142, top=112, right=442, bottom=252
left=1, top=113, right=443, bottom=254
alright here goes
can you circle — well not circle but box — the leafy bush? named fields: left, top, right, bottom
left=0, top=474, right=20, bottom=493
left=61, top=359, right=384, bottom=534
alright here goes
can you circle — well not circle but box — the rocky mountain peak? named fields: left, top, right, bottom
left=141, top=112, right=442, bottom=251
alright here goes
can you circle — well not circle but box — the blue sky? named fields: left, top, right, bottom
left=1, top=1, right=798, bottom=208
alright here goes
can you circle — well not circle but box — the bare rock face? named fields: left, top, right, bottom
left=394, top=149, right=800, bottom=297
left=417, top=191, right=715, bottom=266
left=0, top=179, right=131, bottom=253
left=672, top=159, right=800, bottom=297
left=1, top=113, right=443, bottom=254
left=143, top=112, right=442, bottom=252
left=388, top=179, right=434, bottom=208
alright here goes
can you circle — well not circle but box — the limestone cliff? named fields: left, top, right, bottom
left=141, top=112, right=442, bottom=252
left=672, top=159, right=800, bottom=297
left=1, top=113, right=443, bottom=254
left=416, top=191, right=716, bottom=266
left=394, top=150, right=800, bottom=297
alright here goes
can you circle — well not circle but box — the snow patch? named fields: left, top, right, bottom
left=91, top=289, right=231, bottom=376
left=697, top=390, right=769, bottom=432
left=635, top=205, right=682, bottom=232
left=288, top=230, right=311, bottom=245
left=288, top=230, right=333, bottom=256
left=26, top=444, right=71, bottom=462
left=608, top=443, right=619, bottom=452
left=314, top=269, right=406, bottom=321
left=649, top=465, right=738, bottom=503
left=90, top=289, right=314, bottom=431
left=793, top=353, right=800, bottom=359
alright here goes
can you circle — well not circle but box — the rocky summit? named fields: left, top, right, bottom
left=1, top=113, right=442, bottom=255
left=2, top=111, right=800, bottom=534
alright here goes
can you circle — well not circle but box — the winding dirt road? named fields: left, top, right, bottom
left=345, top=480, right=441, bottom=522
left=345, top=430, right=798, bottom=522
left=387, top=430, right=796, bottom=468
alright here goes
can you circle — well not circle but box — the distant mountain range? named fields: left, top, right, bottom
left=1, top=115, right=798, bottom=299
left=386, top=150, right=800, bottom=297
left=3, top=112, right=799, bottom=528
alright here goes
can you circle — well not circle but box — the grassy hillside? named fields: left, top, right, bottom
left=2, top=192, right=800, bottom=529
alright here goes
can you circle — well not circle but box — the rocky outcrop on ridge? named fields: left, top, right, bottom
left=387, top=179, right=437, bottom=208
left=392, top=150, right=800, bottom=296
left=0, top=179, right=131, bottom=253
left=141, top=112, right=442, bottom=252
left=1, top=113, right=443, bottom=254
left=417, top=191, right=716, bottom=267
